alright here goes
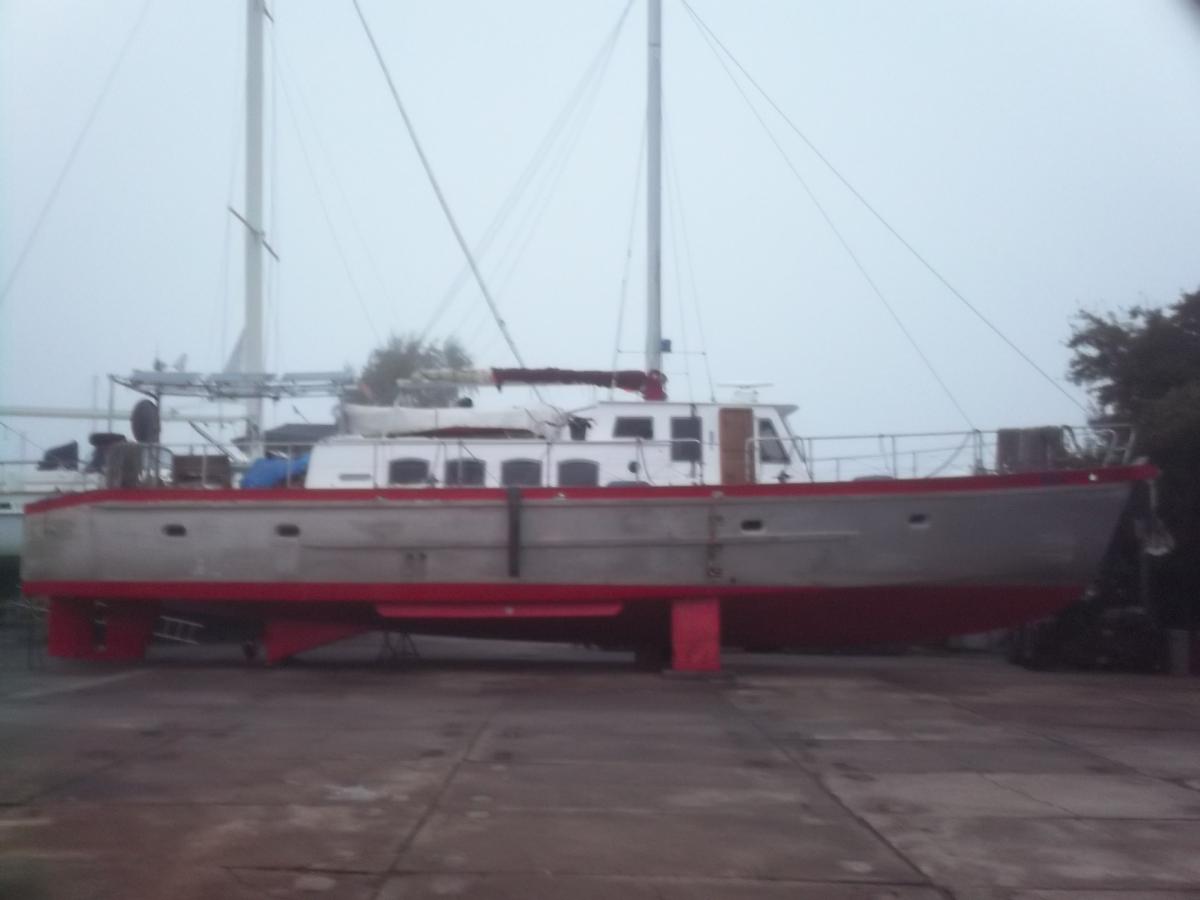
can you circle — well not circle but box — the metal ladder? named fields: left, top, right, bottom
left=153, top=615, right=204, bottom=645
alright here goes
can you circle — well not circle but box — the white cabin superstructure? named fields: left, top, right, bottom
left=306, top=400, right=799, bottom=490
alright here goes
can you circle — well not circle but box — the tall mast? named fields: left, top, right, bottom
left=243, top=0, right=266, bottom=447
left=644, top=0, right=663, bottom=376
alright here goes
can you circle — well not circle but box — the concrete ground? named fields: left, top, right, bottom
left=2, top=632, right=1200, bottom=899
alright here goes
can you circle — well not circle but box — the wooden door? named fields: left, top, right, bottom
left=719, top=408, right=755, bottom=485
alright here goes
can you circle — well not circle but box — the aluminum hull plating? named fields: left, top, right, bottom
left=22, top=466, right=1151, bottom=654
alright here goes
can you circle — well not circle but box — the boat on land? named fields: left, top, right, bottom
left=20, top=0, right=1157, bottom=670
left=1, top=438, right=107, bottom=562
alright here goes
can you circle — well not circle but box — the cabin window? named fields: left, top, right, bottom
left=613, top=416, right=653, bottom=440
left=444, top=458, right=486, bottom=486
left=758, top=418, right=789, bottom=464
left=501, top=459, right=542, bottom=487
left=670, top=416, right=702, bottom=462
left=388, top=458, right=430, bottom=485
left=557, top=459, right=599, bottom=487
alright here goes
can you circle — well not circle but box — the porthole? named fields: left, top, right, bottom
left=740, top=519, right=764, bottom=533
left=163, top=524, right=187, bottom=537
left=276, top=523, right=300, bottom=538
left=908, top=513, right=929, bottom=527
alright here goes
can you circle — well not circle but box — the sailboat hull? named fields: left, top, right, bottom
left=20, top=465, right=1152, bottom=663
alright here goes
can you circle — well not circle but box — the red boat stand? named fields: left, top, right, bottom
left=671, top=597, right=721, bottom=672
left=47, top=599, right=158, bottom=661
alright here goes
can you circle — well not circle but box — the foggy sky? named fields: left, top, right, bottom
left=3, top=0, right=1200, bottom=453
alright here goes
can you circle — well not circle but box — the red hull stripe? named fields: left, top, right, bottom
left=376, top=602, right=624, bottom=619
left=24, top=464, right=1156, bottom=514
left=22, top=579, right=1083, bottom=606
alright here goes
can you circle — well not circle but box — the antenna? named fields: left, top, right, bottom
left=718, top=382, right=772, bottom=403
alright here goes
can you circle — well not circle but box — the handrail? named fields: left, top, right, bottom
left=745, top=423, right=1135, bottom=483
left=1, top=424, right=1134, bottom=492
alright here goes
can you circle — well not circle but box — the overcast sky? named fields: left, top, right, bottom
left=3, top=0, right=1200, bottom=453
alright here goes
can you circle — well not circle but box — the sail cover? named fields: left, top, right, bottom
left=406, top=367, right=667, bottom=399
left=342, top=403, right=570, bottom=438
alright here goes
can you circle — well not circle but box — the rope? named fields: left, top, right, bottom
left=0, top=0, right=155, bottom=308
left=663, top=125, right=694, bottom=400
left=687, top=9, right=975, bottom=428
left=276, top=39, right=395, bottom=327
left=664, top=111, right=715, bottom=401
left=268, top=12, right=282, bottom=373
left=351, top=0, right=529, bottom=372
left=0, top=422, right=45, bottom=455
left=680, top=0, right=1086, bottom=416
left=277, top=66, right=381, bottom=342
left=610, top=123, right=647, bottom=394
left=463, top=14, right=626, bottom=356
left=420, top=0, right=635, bottom=345
left=214, top=63, right=242, bottom=372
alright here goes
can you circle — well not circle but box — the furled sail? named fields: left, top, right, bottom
left=341, top=403, right=570, bottom=438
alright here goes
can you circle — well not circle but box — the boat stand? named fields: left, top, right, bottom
left=377, top=630, right=419, bottom=663
left=47, top=598, right=158, bottom=661
left=671, top=597, right=721, bottom=672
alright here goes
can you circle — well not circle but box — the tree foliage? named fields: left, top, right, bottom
left=1068, top=288, right=1200, bottom=627
left=356, top=334, right=473, bottom=407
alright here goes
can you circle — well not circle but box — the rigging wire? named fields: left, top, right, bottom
left=419, top=0, right=635, bottom=346
left=275, top=39, right=395, bottom=327
left=351, top=0, right=530, bottom=374
left=277, top=66, right=382, bottom=343
left=610, top=123, right=647, bottom=395
left=493, top=49, right=616, bottom=298
left=0, top=0, right=155, bottom=309
left=268, top=12, right=283, bottom=375
left=663, top=111, right=716, bottom=401
left=680, top=0, right=1086, bottom=415
left=0, top=421, right=45, bottom=455
left=663, top=127, right=694, bottom=400
left=214, top=55, right=244, bottom=373
left=685, top=7, right=975, bottom=429
left=463, top=21, right=624, bottom=355
left=460, top=57, right=609, bottom=346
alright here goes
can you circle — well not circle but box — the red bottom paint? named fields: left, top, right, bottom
left=33, top=581, right=1084, bottom=671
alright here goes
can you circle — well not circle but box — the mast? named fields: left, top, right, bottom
left=243, top=0, right=266, bottom=448
left=644, top=0, right=663, bottom=377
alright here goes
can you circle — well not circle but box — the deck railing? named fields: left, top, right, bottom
left=1, top=424, right=1134, bottom=493
left=745, top=424, right=1135, bottom=483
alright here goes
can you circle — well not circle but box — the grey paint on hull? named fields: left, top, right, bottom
left=22, top=482, right=1131, bottom=591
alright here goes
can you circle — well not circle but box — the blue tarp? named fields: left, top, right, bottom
left=241, top=454, right=310, bottom=488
